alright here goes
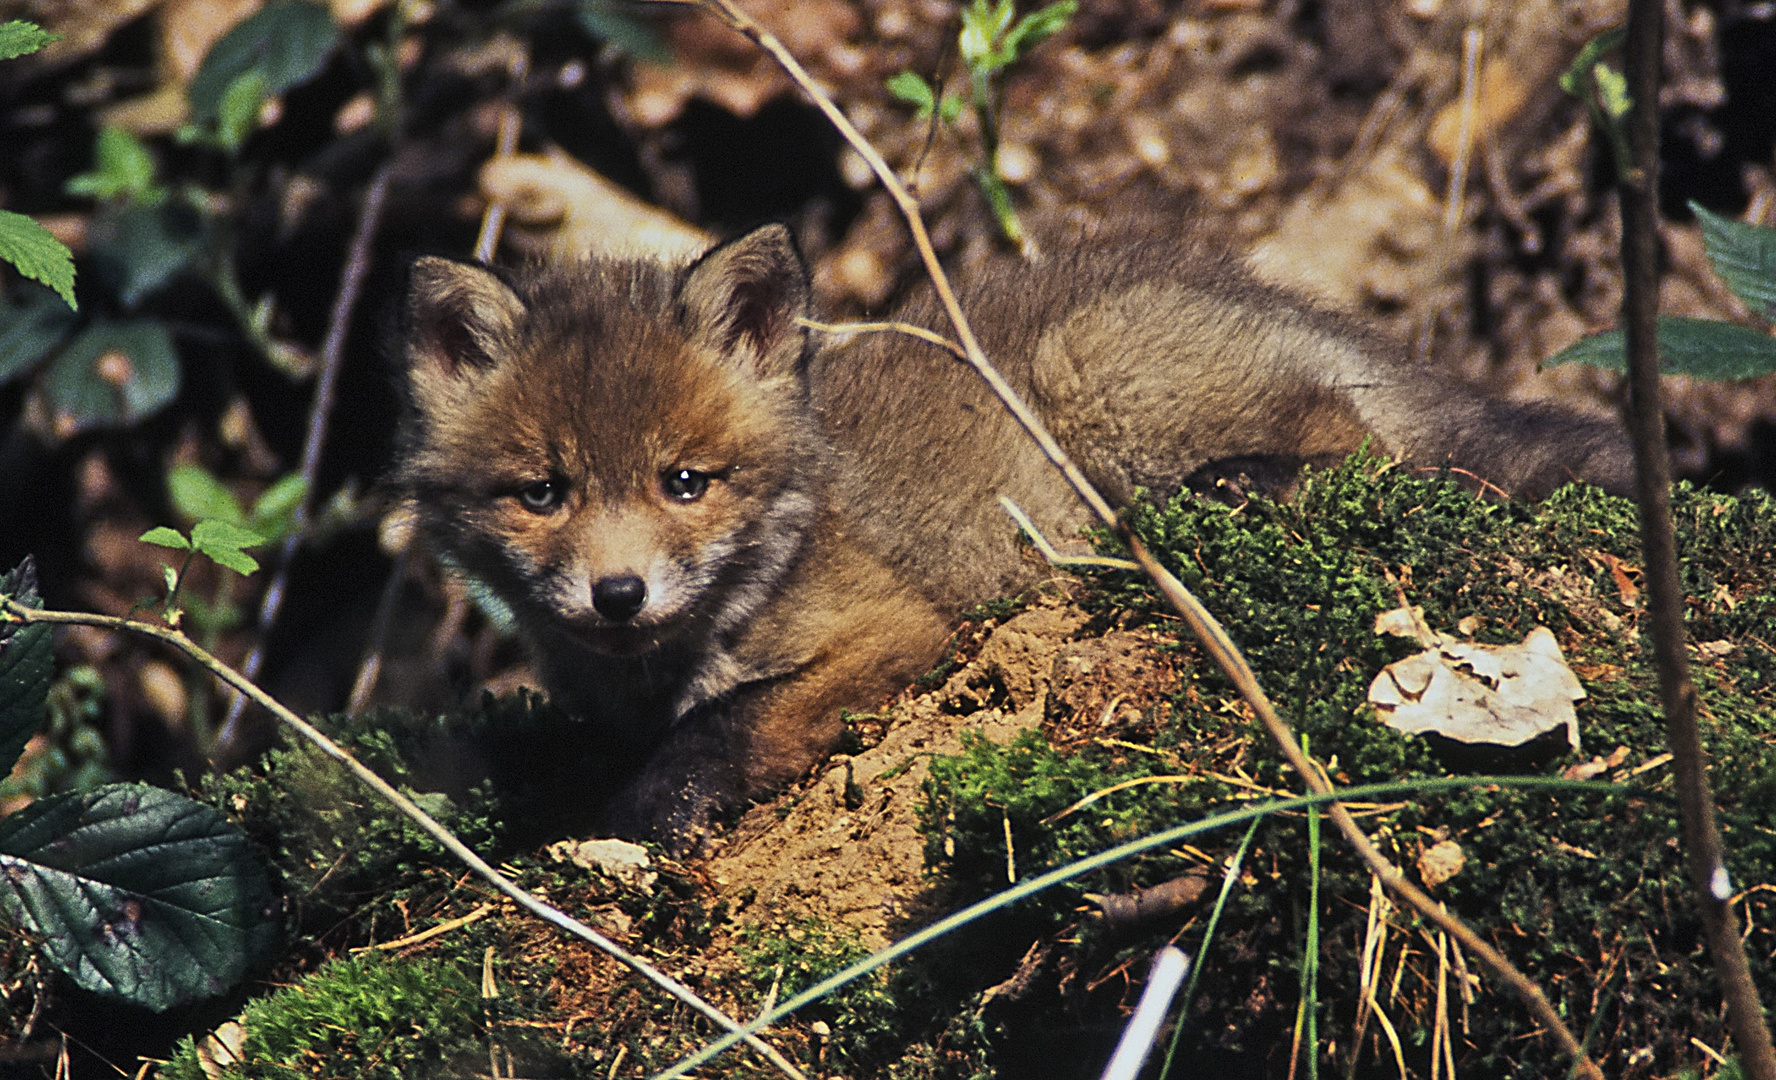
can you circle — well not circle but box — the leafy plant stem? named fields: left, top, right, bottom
left=1616, top=0, right=1776, bottom=1074
left=0, top=596, right=808, bottom=1080
left=688, top=2, right=1599, bottom=1074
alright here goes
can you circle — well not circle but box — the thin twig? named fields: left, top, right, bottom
left=1616, top=0, right=1776, bottom=1074
left=0, top=598, right=809, bottom=1080
left=217, top=165, right=394, bottom=759
left=693, top=1, right=1601, bottom=1072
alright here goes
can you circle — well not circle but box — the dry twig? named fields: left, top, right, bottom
left=1616, top=0, right=1776, bottom=1073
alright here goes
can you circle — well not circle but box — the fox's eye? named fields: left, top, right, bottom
left=662, top=468, right=712, bottom=502
left=516, top=478, right=564, bottom=512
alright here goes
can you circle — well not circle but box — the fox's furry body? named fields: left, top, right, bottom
left=393, top=225, right=1631, bottom=846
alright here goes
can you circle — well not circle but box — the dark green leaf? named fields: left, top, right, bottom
left=1544, top=316, right=1776, bottom=380
left=0, top=285, right=77, bottom=386
left=0, top=210, right=77, bottom=311
left=65, top=127, right=162, bottom=203
left=88, top=200, right=203, bottom=308
left=577, top=1, right=669, bottom=63
left=247, top=473, right=308, bottom=540
left=886, top=71, right=936, bottom=115
left=0, top=20, right=55, bottom=61
left=139, top=527, right=192, bottom=551
left=0, top=783, right=278, bottom=1010
left=1692, top=201, right=1776, bottom=321
left=188, top=1, right=338, bottom=124
left=43, top=320, right=180, bottom=432
left=0, top=558, right=51, bottom=780
left=169, top=464, right=246, bottom=528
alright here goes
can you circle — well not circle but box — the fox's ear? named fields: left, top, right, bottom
left=403, top=257, right=525, bottom=404
left=678, top=224, right=810, bottom=377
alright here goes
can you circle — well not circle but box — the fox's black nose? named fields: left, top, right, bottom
left=592, top=575, right=647, bottom=621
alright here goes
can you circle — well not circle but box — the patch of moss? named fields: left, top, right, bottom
left=920, top=458, right=1776, bottom=1077
left=158, top=953, right=482, bottom=1080
left=736, top=916, right=901, bottom=1071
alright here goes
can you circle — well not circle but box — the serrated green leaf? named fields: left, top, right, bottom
left=1544, top=316, right=1776, bottom=380
left=169, top=464, right=246, bottom=528
left=886, top=70, right=937, bottom=115
left=0, top=210, right=77, bottom=311
left=577, top=0, right=670, bottom=63
left=0, top=20, right=56, bottom=61
left=0, top=783, right=277, bottom=1010
left=247, top=472, right=308, bottom=541
left=0, top=285, right=77, bottom=386
left=89, top=198, right=204, bottom=308
left=0, top=558, right=51, bottom=780
left=1691, top=201, right=1776, bottom=321
left=65, top=127, right=162, bottom=203
left=43, top=320, right=180, bottom=432
left=139, top=526, right=192, bottom=551
left=190, top=520, right=267, bottom=576
left=188, top=1, right=338, bottom=125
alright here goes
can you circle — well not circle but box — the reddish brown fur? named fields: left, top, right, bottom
left=393, top=225, right=1632, bottom=849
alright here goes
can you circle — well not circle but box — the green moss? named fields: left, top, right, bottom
left=736, top=916, right=901, bottom=1071
left=920, top=458, right=1776, bottom=1076
left=159, top=953, right=482, bottom=1080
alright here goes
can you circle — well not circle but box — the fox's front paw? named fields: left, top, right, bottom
left=597, top=763, right=738, bottom=856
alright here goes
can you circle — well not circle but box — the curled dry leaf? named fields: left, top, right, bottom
left=1416, top=838, right=1465, bottom=890
left=547, top=837, right=657, bottom=894
left=478, top=149, right=712, bottom=262
left=1369, top=608, right=1585, bottom=750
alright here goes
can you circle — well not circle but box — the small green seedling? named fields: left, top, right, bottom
left=887, top=0, right=1077, bottom=253
left=138, top=464, right=304, bottom=630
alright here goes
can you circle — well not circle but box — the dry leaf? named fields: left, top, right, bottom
left=478, top=148, right=712, bottom=261
left=1369, top=612, right=1585, bottom=750
left=1417, top=839, right=1465, bottom=889
left=547, top=837, right=657, bottom=893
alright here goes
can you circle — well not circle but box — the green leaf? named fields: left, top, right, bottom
left=0, top=783, right=278, bottom=1010
left=1003, top=0, right=1076, bottom=59
left=169, top=464, right=246, bottom=528
left=1559, top=27, right=1624, bottom=96
left=1544, top=316, right=1776, bottom=380
left=88, top=200, right=204, bottom=308
left=938, top=93, right=965, bottom=124
left=65, top=127, right=163, bottom=203
left=886, top=70, right=937, bottom=116
left=215, top=69, right=267, bottom=151
left=1692, top=201, right=1776, bottom=321
left=0, top=558, right=51, bottom=780
left=0, top=20, right=56, bottom=61
left=1593, top=64, right=1630, bottom=119
left=0, top=210, right=77, bottom=311
left=0, top=285, right=78, bottom=386
left=190, top=519, right=268, bottom=576
left=139, top=527, right=192, bottom=551
left=247, top=473, right=308, bottom=541
left=43, top=320, right=180, bottom=432
left=188, top=1, right=338, bottom=124
left=577, top=0, right=670, bottom=63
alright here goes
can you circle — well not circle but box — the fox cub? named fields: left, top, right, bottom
left=393, top=224, right=1632, bottom=848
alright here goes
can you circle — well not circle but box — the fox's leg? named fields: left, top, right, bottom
left=599, top=585, right=949, bottom=852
